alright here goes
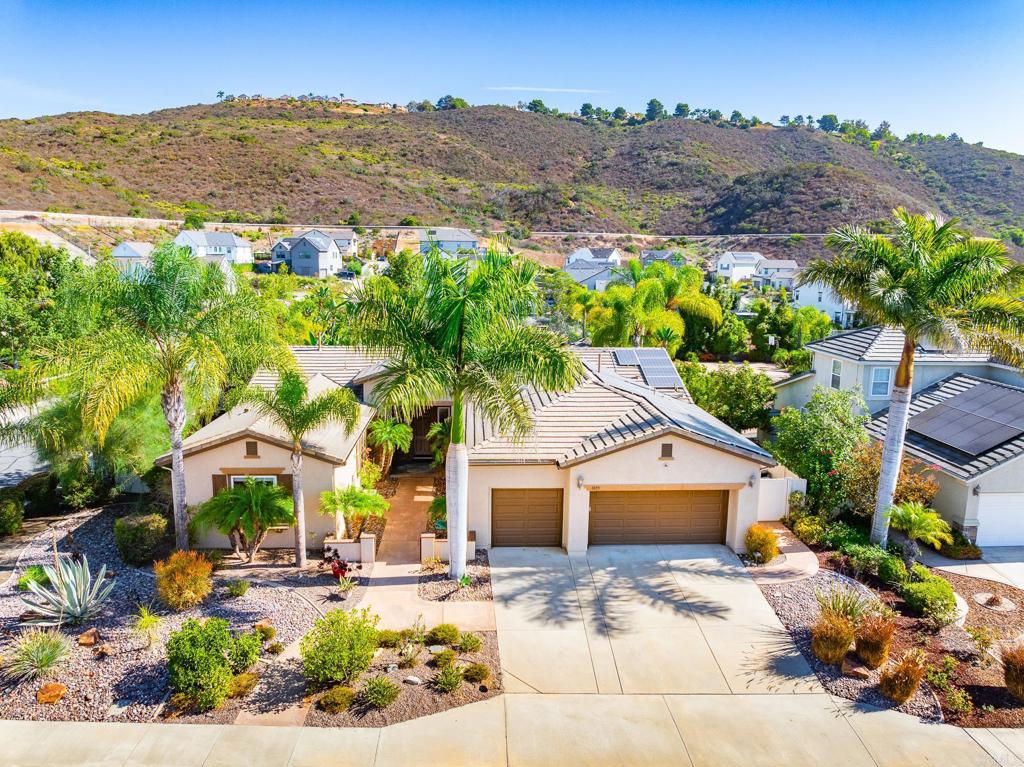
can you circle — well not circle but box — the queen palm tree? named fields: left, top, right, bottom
left=240, top=370, right=359, bottom=567
left=571, top=288, right=597, bottom=342
left=367, top=418, right=413, bottom=477
left=611, top=258, right=644, bottom=287
left=801, top=208, right=1024, bottom=546
left=34, top=245, right=282, bottom=550
left=348, top=248, right=584, bottom=579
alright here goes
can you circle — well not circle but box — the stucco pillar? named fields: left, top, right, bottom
left=566, top=477, right=590, bottom=554
left=727, top=477, right=760, bottom=552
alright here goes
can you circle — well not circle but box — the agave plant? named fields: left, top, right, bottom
left=20, top=555, right=116, bottom=627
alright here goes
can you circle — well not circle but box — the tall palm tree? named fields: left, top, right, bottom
left=34, top=245, right=282, bottom=550
left=611, top=258, right=644, bottom=287
left=240, top=370, right=359, bottom=567
left=571, top=288, right=597, bottom=342
left=348, top=248, right=584, bottom=578
left=367, top=418, right=413, bottom=477
left=801, top=208, right=1024, bottom=546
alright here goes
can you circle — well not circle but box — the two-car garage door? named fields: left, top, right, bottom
left=976, top=493, right=1024, bottom=546
left=490, top=487, right=728, bottom=547
left=589, top=490, right=728, bottom=545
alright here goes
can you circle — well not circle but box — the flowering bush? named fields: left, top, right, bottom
left=839, top=443, right=938, bottom=518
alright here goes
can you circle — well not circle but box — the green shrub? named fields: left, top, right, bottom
left=880, top=649, right=926, bottom=704
left=319, top=685, right=356, bottom=713
left=155, top=551, right=213, bottom=611
left=843, top=544, right=885, bottom=578
left=113, top=512, right=168, bottom=565
left=433, top=666, right=463, bottom=693
left=424, top=623, right=460, bottom=647
left=925, top=654, right=957, bottom=693
left=901, top=576, right=956, bottom=627
left=227, top=672, right=259, bottom=699
left=792, top=516, right=826, bottom=545
left=744, top=524, right=778, bottom=564
left=820, top=521, right=870, bottom=551
left=433, top=648, right=456, bottom=669
left=360, top=676, right=400, bottom=708
left=946, top=687, right=974, bottom=715
left=811, top=613, right=854, bottom=665
left=462, top=662, right=490, bottom=683
left=815, top=586, right=878, bottom=625
left=228, top=632, right=262, bottom=674
left=0, top=499, right=24, bottom=537
left=0, top=628, right=71, bottom=684
left=256, top=624, right=276, bottom=642
left=458, top=633, right=482, bottom=653
left=267, top=641, right=285, bottom=655
left=939, top=531, right=982, bottom=560
left=227, top=579, right=250, bottom=598
left=16, top=564, right=49, bottom=592
left=397, top=642, right=420, bottom=669
left=166, top=618, right=235, bottom=711
left=301, top=608, right=380, bottom=684
left=376, top=629, right=401, bottom=648
left=878, top=553, right=909, bottom=586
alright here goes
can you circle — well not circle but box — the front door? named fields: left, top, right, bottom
left=407, top=405, right=451, bottom=459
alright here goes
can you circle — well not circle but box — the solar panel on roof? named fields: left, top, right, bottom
left=908, top=382, right=1024, bottom=456
left=643, top=373, right=684, bottom=388
left=613, top=349, right=638, bottom=365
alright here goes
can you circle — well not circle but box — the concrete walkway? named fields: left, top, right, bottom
left=359, top=474, right=494, bottom=632
left=1, top=693, right=1017, bottom=766
left=749, top=522, right=819, bottom=585
left=920, top=546, right=1024, bottom=589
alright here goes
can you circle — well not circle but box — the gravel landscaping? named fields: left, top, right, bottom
left=0, top=506, right=325, bottom=723
left=418, top=551, right=492, bottom=602
left=304, top=630, right=501, bottom=728
left=760, top=569, right=944, bottom=720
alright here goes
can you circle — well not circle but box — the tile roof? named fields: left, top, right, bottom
left=157, top=373, right=373, bottom=466
left=562, top=260, right=615, bottom=283
left=178, top=231, right=250, bottom=248
left=866, top=374, right=1024, bottom=480
left=112, top=241, right=154, bottom=260
left=806, top=326, right=993, bottom=364
left=757, top=259, right=798, bottom=270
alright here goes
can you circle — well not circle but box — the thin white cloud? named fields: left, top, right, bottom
left=483, top=86, right=611, bottom=94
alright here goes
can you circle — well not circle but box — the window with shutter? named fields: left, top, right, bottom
left=212, top=474, right=227, bottom=494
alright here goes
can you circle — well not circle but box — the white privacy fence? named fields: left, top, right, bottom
left=757, top=476, right=807, bottom=521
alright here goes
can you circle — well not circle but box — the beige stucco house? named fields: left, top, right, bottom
left=162, top=346, right=784, bottom=556
left=867, top=374, right=1024, bottom=547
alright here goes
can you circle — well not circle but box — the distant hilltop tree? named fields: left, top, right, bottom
left=435, top=95, right=470, bottom=110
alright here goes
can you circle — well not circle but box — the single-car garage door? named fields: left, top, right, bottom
left=976, top=493, right=1024, bottom=546
left=491, top=489, right=563, bottom=546
left=589, top=490, right=728, bottom=545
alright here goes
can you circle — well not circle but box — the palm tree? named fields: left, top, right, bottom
left=34, top=245, right=282, bottom=550
left=802, top=208, right=1024, bottom=546
left=611, top=258, right=644, bottom=287
left=367, top=418, right=413, bottom=477
left=888, top=501, right=953, bottom=568
left=192, top=478, right=295, bottom=562
left=348, top=248, right=584, bottom=578
left=426, top=418, right=452, bottom=468
left=240, top=370, right=359, bottom=568
left=319, top=485, right=390, bottom=539
left=571, top=288, right=597, bottom=342
left=652, top=326, right=681, bottom=349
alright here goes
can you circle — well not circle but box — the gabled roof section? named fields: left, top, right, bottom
left=112, top=241, right=154, bottom=260
left=806, top=326, right=992, bottom=364
left=867, top=374, right=1024, bottom=480
left=156, top=374, right=373, bottom=466
left=251, top=347, right=384, bottom=390
left=178, top=230, right=249, bottom=248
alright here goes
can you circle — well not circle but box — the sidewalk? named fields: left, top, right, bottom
left=749, top=521, right=819, bottom=585
left=0, top=692, right=1016, bottom=767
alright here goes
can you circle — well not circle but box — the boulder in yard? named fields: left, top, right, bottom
left=78, top=628, right=101, bottom=646
left=842, top=657, right=870, bottom=680
left=36, top=683, right=67, bottom=704
left=92, top=643, right=113, bottom=658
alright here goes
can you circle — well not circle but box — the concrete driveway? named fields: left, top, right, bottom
left=925, top=545, right=1024, bottom=591
left=489, top=545, right=820, bottom=695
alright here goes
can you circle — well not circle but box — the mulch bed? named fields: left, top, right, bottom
left=765, top=538, right=1024, bottom=727
left=417, top=551, right=493, bottom=602
left=304, top=630, right=501, bottom=727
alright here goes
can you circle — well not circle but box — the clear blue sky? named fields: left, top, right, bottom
left=2, top=0, right=1023, bottom=152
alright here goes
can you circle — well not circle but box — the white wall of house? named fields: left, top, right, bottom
left=792, top=283, right=854, bottom=327
left=467, top=433, right=770, bottom=554
left=176, top=435, right=359, bottom=549
left=715, top=253, right=763, bottom=283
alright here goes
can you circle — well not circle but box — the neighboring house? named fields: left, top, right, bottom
left=715, top=251, right=763, bottom=283
left=791, top=281, right=856, bottom=328
left=273, top=229, right=357, bottom=278
left=867, top=374, right=1024, bottom=546
left=751, top=260, right=798, bottom=290
left=640, top=249, right=686, bottom=267
left=773, top=325, right=1024, bottom=414
left=416, top=228, right=479, bottom=257
left=165, top=345, right=785, bottom=555
left=562, top=259, right=616, bottom=291
left=0, top=407, right=48, bottom=494
left=110, top=241, right=155, bottom=276
left=173, top=231, right=253, bottom=265
left=565, top=247, right=623, bottom=266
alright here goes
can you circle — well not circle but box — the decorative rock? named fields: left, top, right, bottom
left=36, top=683, right=67, bottom=704
left=428, top=644, right=446, bottom=655
left=841, top=657, right=870, bottom=680
left=92, top=643, right=113, bottom=658
left=386, top=663, right=398, bottom=673
left=78, top=628, right=101, bottom=647
left=403, top=676, right=423, bottom=685
left=254, top=618, right=273, bottom=631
